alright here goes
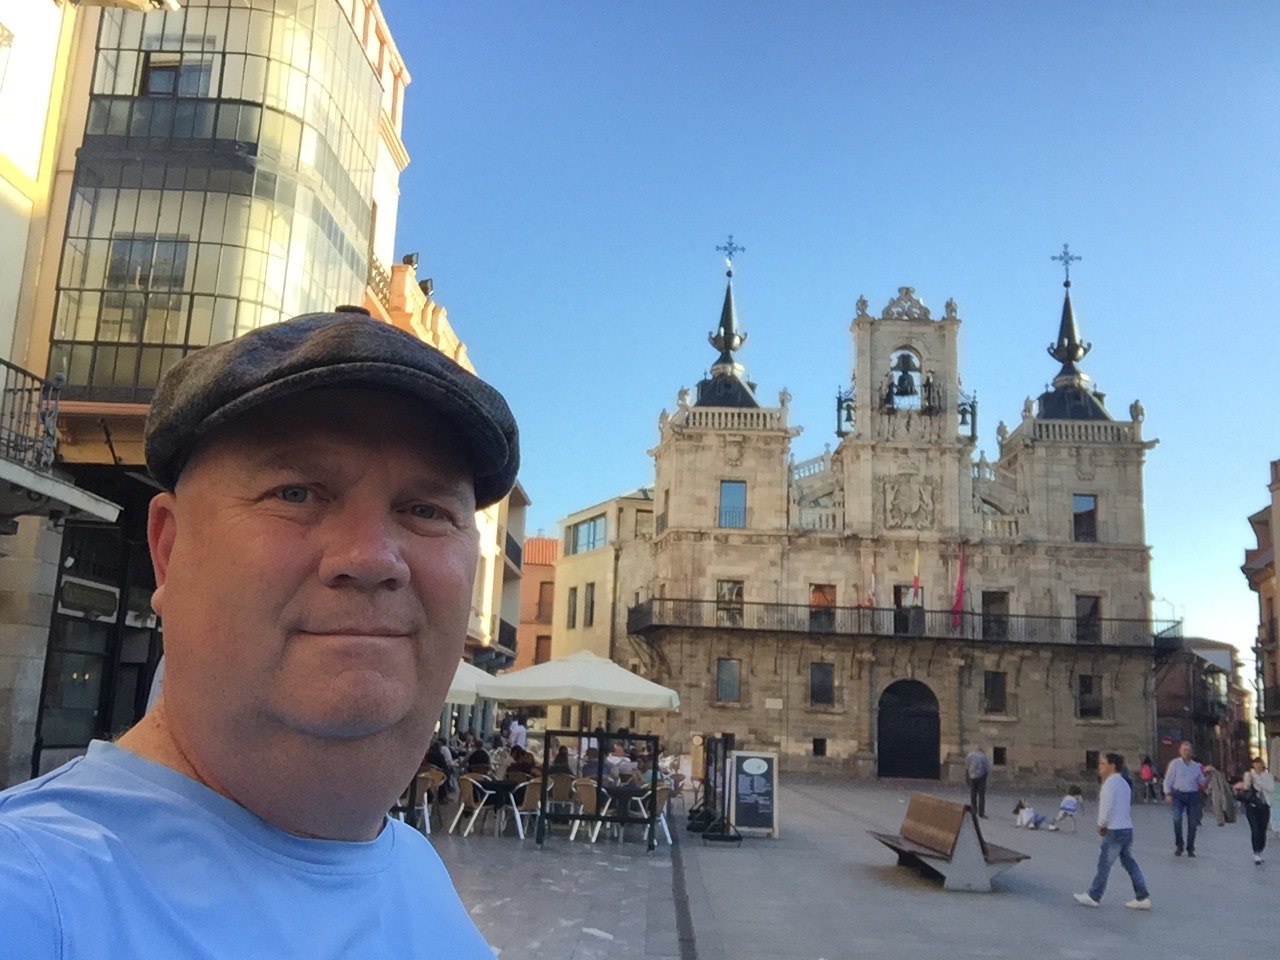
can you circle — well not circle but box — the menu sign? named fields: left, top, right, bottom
left=729, top=751, right=778, bottom=837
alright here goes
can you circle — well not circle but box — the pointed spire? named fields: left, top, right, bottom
left=1047, top=285, right=1092, bottom=387
left=1046, top=244, right=1090, bottom=388
left=709, top=264, right=746, bottom=368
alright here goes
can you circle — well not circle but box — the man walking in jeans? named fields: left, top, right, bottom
left=965, top=746, right=990, bottom=819
left=1075, top=753, right=1151, bottom=909
left=1163, top=741, right=1207, bottom=857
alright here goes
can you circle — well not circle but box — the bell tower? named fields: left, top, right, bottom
left=838, top=287, right=978, bottom=539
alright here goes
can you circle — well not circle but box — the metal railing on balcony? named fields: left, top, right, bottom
left=717, top=506, right=746, bottom=528
left=1260, top=686, right=1280, bottom=718
left=627, top=597, right=1173, bottom=648
left=368, top=256, right=392, bottom=309
left=1, top=359, right=60, bottom=472
left=504, top=533, right=522, bottom=569
left=497, top=619, right=517, bottom=655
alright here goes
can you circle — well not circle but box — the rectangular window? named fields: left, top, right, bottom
left=535, top=582, right=553, bottom=623
left=715, top=658, right=741, bottom=703
left=992, top=746, right=1007, bottom=766
left=634, top=510, right=653, bottom=538
left=107, top=235, right=190, bottom=291
left=566, top=587, right=577, bottom=629
left=534, top=635, right=551, bottom=664
left=1085, top=749, right=1100, bottom=772
left=1072, top=494, right=1097, bottom=542
left=892, top=584, right=923, bottom=636
left=715, top=580, right=744, bottom=627
left=565, top=514, right=606, bottom=555
left=809, top=583, right=836, bottom=632
left=981, top=591, right=1009, bottom=641
left=982, top=671, right=1007, bottom=714
left=583, top=582, right=595, bottom=628
left=812, top=737, right=827, bottom=757
left=141, top=52, right=212, bottom=98
left=809, top=662, right=835, bottom=706
left=1075, top=595, right=1101, bottom=644
left=1077, top=675, right=1103, bottom=719
left=718, top=480, right=747, bottom=528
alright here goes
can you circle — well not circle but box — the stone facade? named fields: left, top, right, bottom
left=565, top=277, right=1167, bottom=787
left=1244, top=459, right=1278, bottom=752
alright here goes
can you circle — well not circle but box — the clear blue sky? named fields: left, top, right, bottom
left=379, top=2, right=1279, bottom=659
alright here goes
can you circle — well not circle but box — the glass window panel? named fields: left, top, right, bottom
left=67, top=345, right=93, bottom=388
left=210, top=297, right=236, bottom=344
left=188, top=295, right=214, bottom=345
left=86, top=98, right=111, bottom=136
left=216, top=246, right=243, bottom=296
left=118, top=11, right=144, bottom=51
left=136, top=346, right=165, bottom=387
left=237, top=104, right=261, bottom=142
left=225, top=9, right=250, bottom=55
left=809, top=663, right=834, bottom=706
left=715, top=658, right=741, bottom=703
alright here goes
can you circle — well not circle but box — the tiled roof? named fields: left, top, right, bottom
left=522, top=536, right=559, bottom=566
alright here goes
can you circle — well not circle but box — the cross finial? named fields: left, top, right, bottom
left=1051, top=242, right=1081, bottom=287
left=715, top=235, right=745, bottom=275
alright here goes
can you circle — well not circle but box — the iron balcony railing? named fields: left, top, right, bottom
left=368, top=256, right=392, bottom=309
left=505, top=533, right=522, bottom=569
left=497, top=619, right=517, bottom=655
left=1260, top=686, right=1280, bottom=718
left=627, top=597, right=1174, bottom=648
left=1, top=359, right=61, bottom=472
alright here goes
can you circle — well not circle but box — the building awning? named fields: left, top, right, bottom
left=0, top=458, right=121, bottom=526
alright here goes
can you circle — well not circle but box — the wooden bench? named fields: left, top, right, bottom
left=869, top=793, right=1028, bottom=892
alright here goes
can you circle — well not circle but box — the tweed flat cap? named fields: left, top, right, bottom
left=144, top=310, right=519, bottom=508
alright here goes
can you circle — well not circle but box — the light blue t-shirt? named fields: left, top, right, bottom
left=0, top=741, right=492, bottom=959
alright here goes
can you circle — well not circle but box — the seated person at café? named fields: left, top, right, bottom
left=548, top=746, right=575, bottom=776
left=466, top=741, right=491, bottom=770
left=506, top=747, right=537, bottom=777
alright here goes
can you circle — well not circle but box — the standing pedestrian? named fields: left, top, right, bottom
left=1075, top=752, right=1151, bottom=910
left=1139, top=756, right=1157, bottom=803
left=1163, top=741, right=1207, bottom=857
left=966, top=746, right=991, bottom=819
left=1237, top=757, right=1275, bottom=865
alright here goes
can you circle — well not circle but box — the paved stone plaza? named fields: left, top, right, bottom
left=433, top=776, right=1278, bottom=959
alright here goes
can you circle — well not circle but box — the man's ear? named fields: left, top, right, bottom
left=148, top=492, right=178, bottom=615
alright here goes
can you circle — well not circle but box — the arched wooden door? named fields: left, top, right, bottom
left=877, top=679, right=941, bottom=779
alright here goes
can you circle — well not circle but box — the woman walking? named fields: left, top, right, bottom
left=1238, top=756, right=1275, bottom=864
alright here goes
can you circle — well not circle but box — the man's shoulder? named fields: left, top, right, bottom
left=0, top=818, right=62, bottom=959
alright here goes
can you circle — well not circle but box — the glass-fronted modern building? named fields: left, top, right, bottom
left=50, top=0, right=381, bottom=402
left=29, top=0, right=406, bottom=778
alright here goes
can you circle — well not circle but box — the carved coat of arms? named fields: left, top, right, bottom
left=883, top=476, right=936, bottom=530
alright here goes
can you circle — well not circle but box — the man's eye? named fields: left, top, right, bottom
left=278, top=486, right=309, bottom=503
left=409, top=504, right=442, bottom=520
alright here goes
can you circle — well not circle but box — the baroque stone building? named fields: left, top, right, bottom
left=560, top=260, right=1169, bottom=786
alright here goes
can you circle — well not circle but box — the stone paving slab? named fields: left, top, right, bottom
left=431, top=816, right=679, bottom=959
left=680, top=776, right=1279, bottom=960
left=431, top=778, right=1278, bottom=959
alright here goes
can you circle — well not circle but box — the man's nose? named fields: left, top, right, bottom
left=317, top=503, right=410, bottom=590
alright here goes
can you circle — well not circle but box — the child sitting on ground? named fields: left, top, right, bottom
left=1047, top=785, right=1084, bottom=831
left=1013, top=799, right=1047, bottom=829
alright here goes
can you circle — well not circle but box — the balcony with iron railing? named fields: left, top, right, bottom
left=504, top=533, right=522, bottom=570
left=1260, top=686, right=1280, bottom=718
left=497, top=618, right=518, bottom=656
left=627, top=597, right=1173, bottom=648
left=368, top=256, right=392, bottom=310
left=1, top=360, right=60, bottom=473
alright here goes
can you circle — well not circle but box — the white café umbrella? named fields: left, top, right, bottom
left=474, top=650, right=680, bottom=712
left=444, top=658, right=493, bottom=706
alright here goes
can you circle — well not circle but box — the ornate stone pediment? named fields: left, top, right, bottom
left=881, top=287, right=931, bottom=322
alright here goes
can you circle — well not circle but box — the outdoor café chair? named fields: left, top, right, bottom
left=505, top=771, right=533, bottom=784
left=450, top=775, right=500, bottom=837
left=413, top=768, right=447, bottom=835
left=569, top=778, right=612, bottom=843
left=546, top=773, right=576, bottom=815
left=513, top=780, right=542, bottom=838
left=628, top=784, right=673, bottom=845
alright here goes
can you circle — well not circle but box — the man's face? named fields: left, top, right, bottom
left=1179, top=742, right=1192, bottom=762
left=1097, top=756, right=1114, bottom=778
left=148, top=388, right=480, bottom=745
